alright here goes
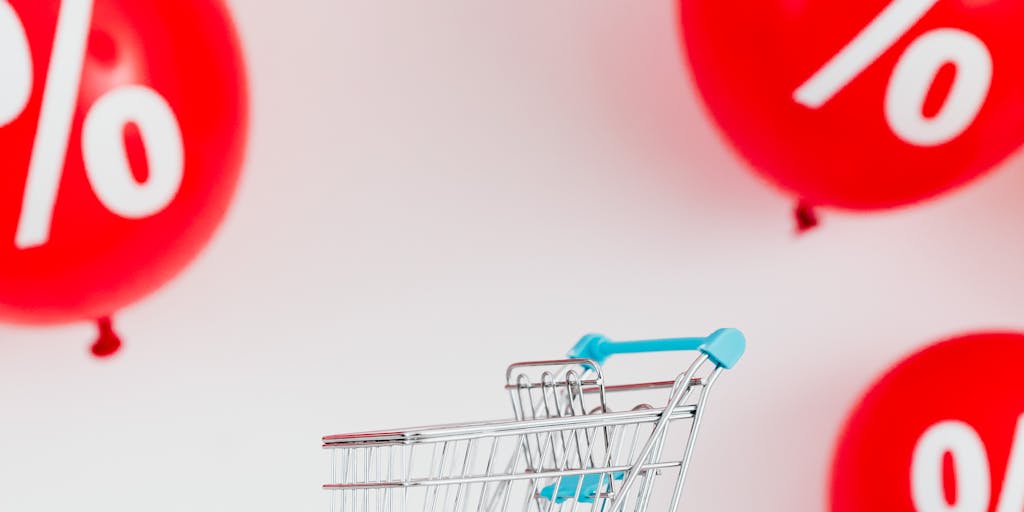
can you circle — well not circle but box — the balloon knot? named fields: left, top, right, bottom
left=91, top=316, right=122, bottom=358
left=795, top=201, right=819, bottom=234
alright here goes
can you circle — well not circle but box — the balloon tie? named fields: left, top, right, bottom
left=91, top=316, right=122, bottom=358
left=795, top=200, right=819, bottom=233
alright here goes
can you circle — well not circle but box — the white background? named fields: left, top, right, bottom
left=3, top=1, right=1024, bottom=510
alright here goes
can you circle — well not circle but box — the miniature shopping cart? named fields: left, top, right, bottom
left=323, top=328, right=745, bottom=512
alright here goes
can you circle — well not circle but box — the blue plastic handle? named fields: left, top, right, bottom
left=567, top=328, right=745, bottom=369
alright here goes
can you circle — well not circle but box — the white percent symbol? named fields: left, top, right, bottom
left=793, top=0, right=992, bottom=147
left=911, top=415, right=1024, bottom=512
left=0, top=0, right=184, bottom=250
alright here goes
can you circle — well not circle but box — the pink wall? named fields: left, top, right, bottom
left=3, top=1, right=1024, bottom=510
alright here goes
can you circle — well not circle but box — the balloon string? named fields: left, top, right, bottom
left=91, top=316, right=122, bottom=358
left=795, top=200, right=819, bottom=233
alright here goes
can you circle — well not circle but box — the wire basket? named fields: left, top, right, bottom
left=323, top=328, right=745, bottom=512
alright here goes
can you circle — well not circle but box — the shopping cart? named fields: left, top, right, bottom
left=323, top=328, right=745, bottom=512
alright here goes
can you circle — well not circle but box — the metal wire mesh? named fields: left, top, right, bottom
left=324, top=353, right=723, bottom=512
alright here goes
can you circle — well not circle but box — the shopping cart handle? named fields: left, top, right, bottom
left=567, top=328, right=745, bottom=369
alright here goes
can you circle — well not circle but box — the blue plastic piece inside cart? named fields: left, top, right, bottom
left=540, top=472, right=623, bottom=503
left=567, top=328, right=745, bottom=369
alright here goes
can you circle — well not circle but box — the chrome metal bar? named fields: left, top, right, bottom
left=608, top=355, right=708, bottom=512
left=324, top=407, right=698, bottom=447
left=323, top=461, right=683, bottom=490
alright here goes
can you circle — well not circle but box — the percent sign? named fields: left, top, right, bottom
left=0, top=0, right=184, bottom=250
left=794, top=0, right=992, bottom=147
left=912, top=415, right=1024, bottom=512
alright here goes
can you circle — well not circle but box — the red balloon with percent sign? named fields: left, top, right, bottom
left=0, top=0, right=247, bottom=324
left=679, top=0, right=1024, bottom=210
left=832, top=332, right=1024, bottom=512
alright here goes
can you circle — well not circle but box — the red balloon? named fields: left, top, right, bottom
left=0, top=0, right=247, bottom=323
left=831, top=332, right=1024, bottom=511
left=679, top=0, right=1024, bottom=210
